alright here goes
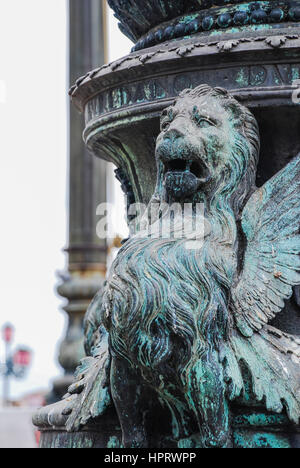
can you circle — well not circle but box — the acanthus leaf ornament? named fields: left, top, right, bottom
left=217, top=39, right=240, bottom=52
left=265, top=35, right=287, bottom=48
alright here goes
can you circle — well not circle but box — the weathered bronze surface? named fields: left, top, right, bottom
left=35, top=87, right=300, bottom=448
left=34, top=0, right=300, bottom=448
left=70, top=26, right=300, bottom=223
left=107, top=0, right=300, bottom=47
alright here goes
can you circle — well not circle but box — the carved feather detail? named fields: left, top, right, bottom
left=63, top=289, right=112, bottom=432
left=64, top=332, right=112, bottom=432
left=232, top=154, right=300, bottom=337
left=221, top=326, right=300, bottom=424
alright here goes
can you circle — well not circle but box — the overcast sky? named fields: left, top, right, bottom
left=0, top=0, right=131, bottom=400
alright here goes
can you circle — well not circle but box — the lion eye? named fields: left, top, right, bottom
left=197, top=118, right=214, bottom=128
left=192, top=107, right=215, bottom=129
left=161, top=120, right=171, bottom=132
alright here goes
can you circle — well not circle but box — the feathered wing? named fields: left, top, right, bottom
left=225, top=154, right=300, bottom=423
left=63, top=290, right=112, bottom=432
left=232, top=153, right=300, bottom=336
left=220, top=326, right=300, bottom=423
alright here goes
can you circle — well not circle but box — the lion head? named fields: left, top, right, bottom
left=155, top=85, right=260, bottom=215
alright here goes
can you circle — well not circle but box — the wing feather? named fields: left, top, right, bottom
left=232, top=154, right=300, bottom=337
left=222, top=326, right=300, bottom=424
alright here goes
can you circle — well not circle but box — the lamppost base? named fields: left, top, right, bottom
left=35, top=404, right=300, bottom=448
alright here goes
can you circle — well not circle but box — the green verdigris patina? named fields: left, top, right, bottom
left=35, top=85, right=300, bottom=448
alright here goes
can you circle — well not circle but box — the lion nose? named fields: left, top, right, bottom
left=164, top=128, right=184, bottom=142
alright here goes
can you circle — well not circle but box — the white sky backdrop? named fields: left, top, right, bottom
left=0, top=0, right=132, bottom=401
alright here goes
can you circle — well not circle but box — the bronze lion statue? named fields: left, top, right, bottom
left=35, top=85, right=300, bottom=448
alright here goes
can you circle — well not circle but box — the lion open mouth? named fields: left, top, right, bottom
left=165, top=159, right=203, bottom=177
left=163, top=159, right=210, bottom=200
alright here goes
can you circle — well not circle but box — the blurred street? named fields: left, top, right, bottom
left=0, top=408, right=37, bottom=448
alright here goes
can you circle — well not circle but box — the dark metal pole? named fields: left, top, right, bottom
left=47, top=0, right=109, bottom=403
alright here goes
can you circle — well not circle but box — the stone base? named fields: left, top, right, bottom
left=39, top=429, right=300, bottom=449
left=38, top=407, right=300, bottom=449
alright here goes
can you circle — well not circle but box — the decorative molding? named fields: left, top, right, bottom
left=106, top=0, right=300, bottom=46
left=176, top=45, right=195, bottom=57
left=131, top=1, right=300, bottom=52
left=217, top=39, right=240, bottom=52
left=69, top=32, right=300, bottom=112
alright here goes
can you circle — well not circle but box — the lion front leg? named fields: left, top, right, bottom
left=110, top=356, right=150, bottom=448
left=187, top=350, right=233, bottom=448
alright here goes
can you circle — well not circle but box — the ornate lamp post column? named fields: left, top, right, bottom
left=49, top=0, right=109, bottom=401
